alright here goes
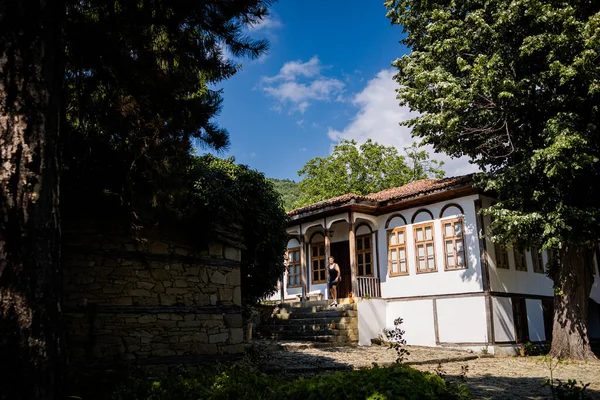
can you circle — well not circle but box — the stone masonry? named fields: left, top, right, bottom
left=62, top=221, right=244, bottom=366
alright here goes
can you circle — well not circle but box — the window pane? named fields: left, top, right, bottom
left=445, top=240, right=454, bottom=254
left=320, top=270, right=325, bottom=281
left=313, top=271, right=318, bottom=281
left=399, top=248, right=406, bottom=260
left=456, top=240, right=464, bottom=252
left=454, top=222, right=463, bottom=236
left=319, top=245, right=325, bottom=255
left=294, top=251, right=300, bottom=261
left=364, top=238, right=371, bottom=249
left=428, top=258, right=435, bottom=269
left=365, top=253, right=371, bottom=264
left=447, top=255, right=454, bottom=267
left=390, top=233, right=397, bottom=246
left=366, top=264, right=372, bottom=275
left=400, top=261, right=406, bottom=272
left=419, top=259, right=425, bottom=270
left=312, top=246, right=317, bottom=257
left=391, top=262, right=398, bottom=273
left=295, top=276, right=300, bottom=285
left=417, top=244, right=425, bottom=257
left=357, top=239, right=363, bottom=251
left=426, top=243, right=434, bottom=256
left=425, top=226, right=432, bottom=240
left=358, top=254, right=363, bottom=265
left=391, top=249, right=397, bottom=261
left=313, top=260, right=318, bottom=269
left=457, top=251, right=465, bottom=266
left=444, top=223, right=453, bottom=237
left=398, top=231, right=405, bottom=244
left=416, top=228, right=423, bottom=241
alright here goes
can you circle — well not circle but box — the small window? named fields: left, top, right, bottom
left=357, top=235, right=373, bottom=276
left=442, top=218, right=467, bottom=270
left=414, top=222, right=436, bottom=273
left=531, top=247, right=544, bottom=274
left=388, top=228, right=408, bottom=276
left=311, top=243, right=326, bottom=284
left=495, top=243, right=509, bottom=269
left=286, top=248, right=301, bottom=287
left=514, top=246, right=527, bottom=271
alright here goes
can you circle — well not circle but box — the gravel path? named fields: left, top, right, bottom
left=255, top=341, right=600, bottom=399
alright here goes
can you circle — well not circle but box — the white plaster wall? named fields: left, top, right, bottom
left=526, top=298, right=546, bottom=342
left=437, top=296, right=488, bottom=343
left=357, top=298, right=387, bottom=346
left=492, top=297, right=515, bottom=342
left=386, top=299, right=437, bottom=347
left=377, top=194, right=485, bottom=298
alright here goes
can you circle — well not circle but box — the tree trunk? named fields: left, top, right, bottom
left=548, top=246, right=597, bottom=360
left=0, top=1, right=64, bottom=399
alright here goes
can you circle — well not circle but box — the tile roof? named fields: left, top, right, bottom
left=288, top=174, right=474, bottom=217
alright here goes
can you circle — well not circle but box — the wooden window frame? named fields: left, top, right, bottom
left=413, top=222, right=437, bottom=273
left=514, top=245, right=527, bottom=271
left=495, top=243, right=510, bottom=269
left=531, top=246, right=544, bottom=274
left=512, top=297, right=529, bottom=343
left=442, top=217, right=467, bottom=270
left=387, top=227, right=408, bottom=277
left=286, top=247, right=301, bottom=288
left=356, top=234, right=374, bottom=277
left=310, top=242, right=327, bottom=284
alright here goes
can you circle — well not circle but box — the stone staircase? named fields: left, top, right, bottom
left=258, top=300, right=358, bottom=346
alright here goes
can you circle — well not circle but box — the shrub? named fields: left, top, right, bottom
left=71, top=363, right=471, bottom=400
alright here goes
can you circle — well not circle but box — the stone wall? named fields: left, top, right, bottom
left=62, top=222, right=244, bottom=366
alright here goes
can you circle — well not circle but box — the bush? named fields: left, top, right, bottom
left=72, top=363, right=471, bottom=400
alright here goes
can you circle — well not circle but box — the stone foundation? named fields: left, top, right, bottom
left=63, top=222, right=244, bottom=366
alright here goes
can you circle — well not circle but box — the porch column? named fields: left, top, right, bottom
left=324, top=227, right=331, bottom=300
left=300, top=236, right=307, bottom=301
left=349, top=221, right=358, bottom=296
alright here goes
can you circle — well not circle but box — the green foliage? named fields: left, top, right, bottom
left=384, top=317, right=411, bottom=363
left=521, top=340, right=551, bottom=356
left=72, top=364, right=471, bottom=400
left=386, top=0, right=600, bottom=251
left=62, top=0, right=274, bottom=223
left=190, top=155, right=288, bottom=304
left=542, top=357, right=591, bottom=399
left=268, top=178, right=302, bottom=211
left=296, top=139, right=445, bottom=207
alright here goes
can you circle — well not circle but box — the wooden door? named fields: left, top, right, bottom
left=330, top=241, right=351, bottom=298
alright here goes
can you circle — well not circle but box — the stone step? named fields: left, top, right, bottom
left=280, top=299, right=356, bottom=308
left=260, top=321, right=357, bottom=332
left=273, top=309, right=357, bottom=319
left=276, top=303, right=356, bottom=313
left=264, top=316, right=357, bottom=326
left=259, top=326, right=358, bottom=336
left=263, top=334, right=358, bottom=343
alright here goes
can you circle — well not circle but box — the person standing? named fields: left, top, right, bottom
left=328, top=256, right=341, bottom=307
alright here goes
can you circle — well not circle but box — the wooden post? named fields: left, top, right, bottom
left=300, top=236, right=307, bottom=301
left=324, top=227, right=331, bottom=300
left=349, top=221, right=358, bottom=297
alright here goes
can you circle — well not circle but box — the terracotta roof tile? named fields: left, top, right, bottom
left=288, top=174, right=474, bottom=217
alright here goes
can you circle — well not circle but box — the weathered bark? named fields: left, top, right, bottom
left=0, top=1, right=64, bottom=399
left=548, top=247, right=597, bottom=360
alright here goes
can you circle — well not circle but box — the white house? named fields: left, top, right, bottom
left=272, top=175, right=600, bottom=354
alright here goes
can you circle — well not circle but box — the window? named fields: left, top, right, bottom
left=286, top=247, right=301, bottom=287
left=442, top=218, right=466, bottom=270
left=388, top=228, right=408, bottom=276
left=531, top=247, right=544, bottom=273
left=356, top=234, right=373, bottom=276
left=311, top=243, right=326, bottom=284
left=495, top=243, right=509, bottom=269
left=542, top=298, right=554, bottom=341
left=512, top=297, right=529, bottom=342
left=514, top=246, right=527, bottom=271
left=414, top=222, right=436, bottom=273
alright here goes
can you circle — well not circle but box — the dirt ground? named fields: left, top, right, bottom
left=257, top=342, right=600, bottom=399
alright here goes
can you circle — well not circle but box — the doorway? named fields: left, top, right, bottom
left=330, top=241, right=351, bottom=298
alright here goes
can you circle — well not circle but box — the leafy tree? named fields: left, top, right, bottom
left=386, top=0, right=600, bottom=359
left=191, top=155, right=288, bottom=304
left=296, top=139, right=445, bottom=206
left=269, top=178, right=302, bottom=211
left=1, top=1, right=275, bottom=398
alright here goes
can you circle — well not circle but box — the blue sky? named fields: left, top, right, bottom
left=207, top=0, right=475, bottom=181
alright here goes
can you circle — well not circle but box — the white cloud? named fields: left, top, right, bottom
left=248, top=14, right=283, bottom=32
left=259, top=56, right=344, bottom=114
left=250, top=152, right=256, bottom=158
left=296, top=119, right=304, bottom=127
left=328, top=69, right=478, bottom=177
